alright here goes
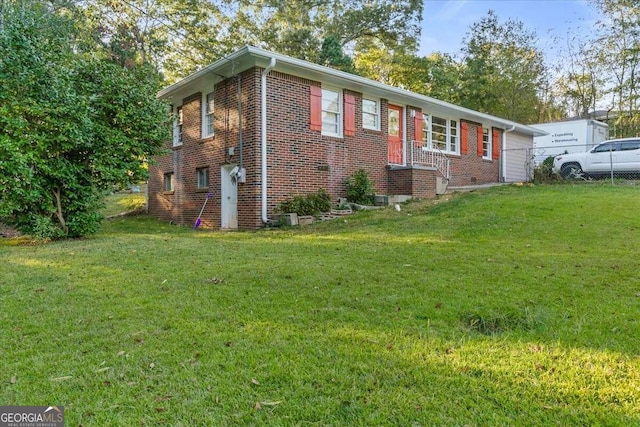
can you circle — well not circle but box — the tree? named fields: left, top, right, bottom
left=0, top=1, right=170, bottom=238
left=227, top=0, right=423, bottom=63
left=590, top=0, right=640, bottom=137
left=556, top=36, right=604, bottom=119
left=353, top=42, right=396, bottom=85
left=318, top=36, right=355, bottom=73
left=458, top=10, right=548, bottom=123
left=76, top=0, right=423, bottom=82
left=352, top=38, right=462, bottom=104
left=390, top=52, right=462, bottom=104
left=79, top=0, right=228, bottom=82
left=533, top=77, right=567, bottom=123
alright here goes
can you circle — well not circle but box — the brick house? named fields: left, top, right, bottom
left=148, top=46, right=546, bottom=230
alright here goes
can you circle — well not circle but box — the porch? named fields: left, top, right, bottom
left=386, top=142, right=450, bottom=199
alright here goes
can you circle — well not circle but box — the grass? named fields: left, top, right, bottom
left=1, top=182, right=639, bottom=426
left=101, top=190, right=146, bottom=218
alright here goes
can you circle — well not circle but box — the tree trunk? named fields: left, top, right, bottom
left=53, top=188, right=68, bottom=235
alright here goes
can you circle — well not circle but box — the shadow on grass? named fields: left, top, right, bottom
left=2, top=185, right=640, bottom=424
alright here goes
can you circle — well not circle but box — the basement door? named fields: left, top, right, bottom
left=221, top=165, right=238, bottom=229
left=388, top=105, right=404, bottom=164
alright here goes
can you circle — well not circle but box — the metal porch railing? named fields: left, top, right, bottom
left=410, top=141, right=450, bottom=179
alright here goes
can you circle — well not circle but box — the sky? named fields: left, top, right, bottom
left=419, top=0, right=599, bottom=58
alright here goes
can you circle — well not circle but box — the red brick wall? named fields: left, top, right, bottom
left=388, top=167, right=437, bottom=198
left=149, top=71, right=262, bottom=229
left=148, top=67, right=503, bottom=229
left=448, top=121, right=501, bottom=186
left=265, top=74, right=390, bottom=211
left=400, top=111, right=501, bottom=187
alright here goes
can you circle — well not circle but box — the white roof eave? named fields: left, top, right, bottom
left=159, top=45, right=548, bottom=137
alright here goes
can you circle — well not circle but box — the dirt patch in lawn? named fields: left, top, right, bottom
left=0, top=223, right=21, bottom=238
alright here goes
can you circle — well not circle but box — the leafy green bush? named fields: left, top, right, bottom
left=66, top=211, right=103, bottom=237
left=534, top=155, right=560, bottom=183
left=0, top=2, right=169, bottom=239
left=31, top=215, right=62, bottom=240
left=22, top=208, right=103, bottom=240
left=345, top=169, right=375, bottom=205
left=276, top=189, right=331, bottom=216
left=307, top=189, right=331, bottom=213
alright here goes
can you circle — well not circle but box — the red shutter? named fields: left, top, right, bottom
left=477, top=126, right=484, bottom=157
left=460, top=122, right=469, bottom=154
left=414, top=113, right=423, bottom=145
left=344, top=93, right=356, bottom=136
left=310, top=86, right=322, bottom=131
left=492, top=129, right=501, bottom=160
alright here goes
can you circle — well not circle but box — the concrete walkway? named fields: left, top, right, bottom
left=446, top=182, right=513, bottom=193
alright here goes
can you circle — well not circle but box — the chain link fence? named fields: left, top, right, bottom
left=503, top=143, right=640, bottom=184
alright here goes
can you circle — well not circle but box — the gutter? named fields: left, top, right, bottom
left=238, top=75, right=243, bottom=171
left=501, top=124, right=516, bottom=182
left=261, top=57, right=276, bottom=224
left=159, top=45, right=546, bottom=139
left=157, top=46, right=252, bottom=98
left=243, top=46, right=547, bottom=138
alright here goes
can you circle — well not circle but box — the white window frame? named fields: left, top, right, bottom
left=173, top=106, right=183, bottom=147
left=422, top=113, right=430, bottom=145
left=421, top=114, right=459, bottom=154
left=482, top=127, right=491, bottom=159
left=196, top=167, right=209, bottom=189
left=362, top=97, right=380, bottom=131
left=202, top=91, right=214, bottom=138
left=321, top=87, right=342, bottom=137
left=449, top=119, right=458, bottom=153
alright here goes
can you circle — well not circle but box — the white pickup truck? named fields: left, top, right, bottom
left=552, top=138, right=640, bottom=179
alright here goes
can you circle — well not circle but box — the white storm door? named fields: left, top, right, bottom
left=221, top=165, right=238, bottom=229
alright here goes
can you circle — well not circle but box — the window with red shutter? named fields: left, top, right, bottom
left=344, top=93, right=356, bottom=136
left=492, top=129, right=501, bottom=160
left=476, top=125, right=484, bottom=157
left=413, top=113, right=423, bottom=146
left=309, top=86, right=322, bottom=131
left=461, top=122, right=469, bottom=154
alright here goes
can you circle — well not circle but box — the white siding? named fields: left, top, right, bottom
left=503, top=131, right=533, bottom=182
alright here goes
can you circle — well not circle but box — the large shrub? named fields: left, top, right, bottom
left=276, top=189, right=331, bottom=216
left=533, top=155, right=560, bottom=183
left=0, top=2, right=170, bottom=239
left=345, top=169, right=375, bottom=205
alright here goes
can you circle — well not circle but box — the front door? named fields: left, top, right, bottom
left=388, top=105, right=403, bottom=164
left=221, top=165, right=238, bottom=229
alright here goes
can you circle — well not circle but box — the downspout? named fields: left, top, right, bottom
left=261, top=57, right=276, bottom=224
left=237, top=75, right=243, bottom=171
left=502, top=124, right=515, bottom=182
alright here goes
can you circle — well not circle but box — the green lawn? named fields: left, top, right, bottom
left=100, top=190, right=146, bottom=218
left=1, top=183, right=639, bottom=426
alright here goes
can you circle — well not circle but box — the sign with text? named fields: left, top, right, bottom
left=0, top=406, right=64, bottom=427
